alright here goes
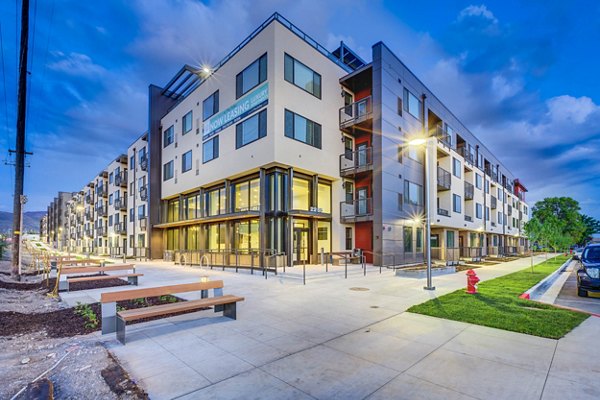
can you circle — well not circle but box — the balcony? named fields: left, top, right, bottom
left=115, top=198, right=127, bottom=211
left=464, top=182, right=474, bottom=200
left=340, top=198, right=373, bottom=223
left=458, top=146, right=474, bottom=165
left=339, top=96, right=372, bottom=132
left=139, top=217, right=147, bottom=231
left=464, top=215, right=473, bottom=222
left=114, top=171, right=128, bottom=188
left=140, top=155, right=148, bottom=171
left=140, top=185, right=148, bottom=201
left=114, top=222, right=126, bottom=235
left=491, top=196, right=497, bottom=209
left=339, top=147, right=373, bottom=178
left=437, top=166, right=451, bottom=191
left=97, top=185, right=107, bottom=197
left=432, top=125, right=452, bottom=148
left=96, top=205, right=107, bottom=217
left=85, top=194, right=92, bottom=204
left=96, top=226, right=107, bottom=236
left=438, top=208, right=450, bottom=217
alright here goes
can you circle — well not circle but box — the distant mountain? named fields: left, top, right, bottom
left=0, top=211, right=46, bottom=234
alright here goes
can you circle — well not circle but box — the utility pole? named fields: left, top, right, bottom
left=12, top=0, right=30, bottom=280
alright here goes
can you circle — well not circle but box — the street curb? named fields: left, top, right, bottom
left=519, top=258, right=572, bottom=300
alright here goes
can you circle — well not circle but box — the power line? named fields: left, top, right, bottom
left=0, top=21, right=9, bottom=144
left=25, top=0, right=37, bottom=143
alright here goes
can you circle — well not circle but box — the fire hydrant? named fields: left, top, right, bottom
left=466, top=269, right=480, bottom=294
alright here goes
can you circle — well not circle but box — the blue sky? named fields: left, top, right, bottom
left=0, top=0, right=599, bottom=219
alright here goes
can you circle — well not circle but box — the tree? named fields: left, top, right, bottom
left=580, top=215, right=600, bottom=244
left=528, top=197, right=586, bottom=247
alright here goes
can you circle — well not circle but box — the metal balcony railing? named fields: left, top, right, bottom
left=96, top=226, right=107, bottom=236
left=464, top=215, right=473, bottom=222
left=139, top=217, right=147, bottom=231
left=114, top=171, right=128, bottom=187
left=438, top=208, right=450, bottom=217
left=339, top=147, right=373, bottom=177
left=431, top=125, right=452, bottom=148
left=113, top=222, right=126, bottom=234
left=437, top=166, right=451, bottom=191
left=140, top=185, right=148, bottom=201
left=465, top=182, right=474, bottom=200
left=115, top=198, right=127, bottom=211
left=85, top=194, right=92, bottom=204
left=339, top=96, right=372, bottom=130
left=340, top=198, right=373, bottom=220
left=458, top=146, right=474, bottom=164
left=96, top=205, right=107, bottom=217
left=140, top=155, right=148, bottom=171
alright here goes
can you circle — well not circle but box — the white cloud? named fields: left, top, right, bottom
left=546, top=95, right=599, bottom=124
left=47, top=52, right=107, bottom=78
left=458, top=5, right=498, bottom=24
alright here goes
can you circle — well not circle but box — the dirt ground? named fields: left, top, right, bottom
left=0, top=256, right=147, bottom=400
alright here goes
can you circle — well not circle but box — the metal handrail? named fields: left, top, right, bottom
left=437, top=166, right=451, bottom=190
left=339, top=96, right=372, bottom=128
left=339, top=147, right=373, bottom=174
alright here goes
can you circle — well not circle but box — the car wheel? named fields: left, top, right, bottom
left=577, top=286, right=588, bottom=297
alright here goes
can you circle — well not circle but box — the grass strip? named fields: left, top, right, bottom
left=408, top=255, right=588, bottom=339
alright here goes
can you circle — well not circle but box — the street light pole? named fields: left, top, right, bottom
left=423, top=139, right=435, bottom=290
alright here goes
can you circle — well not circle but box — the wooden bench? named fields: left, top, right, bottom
left=59, top=264, right=139, bottom=291
left=100, top=280, right=244, bottom=344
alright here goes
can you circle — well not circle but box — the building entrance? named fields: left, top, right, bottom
left=293, top=227, right=310, bottom=264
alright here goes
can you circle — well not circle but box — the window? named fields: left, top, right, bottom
left=403, top=88, right=421, bottom=119
left=398, top=193, right=403, bottom=211
left=318, top=221, right=331, bottom=253
left=129, top=207, right=134, bottom=222
left=416, top=228, right=423, bottom=252
left=284, top=109, right=322, bottom=149
left=129, top=155, right=135, bottom=169
left=476, top=203, right=483, bottom=219
left=163, top=125, right=174, bottom=147
left=485, top=206, right=490, bottom=221
left=234, top=220, right=259, bottom=250
left=345, top=227, right=353, bottom=250
left=236, top=109, right=267, bottom=148
left=181, top=150, right=192, bottom=173
left=447, top=231, right=455, bottom=248
left=138, top=205, right=146, bottom=219
left=203, top=136, right=219, bottom=163
left=203, top=91, right=219, bottom=121
left=498, top=212, right=502, bottom=225
left=138, top=146, right=147, bottom=163
left=397, top=145, right=403, bottom=163
left=206, top=188, right=226, bottom=216
left=292, top=177, right=311, bottom=211
left=397, top=97, right=403, bottom=116
left=317, top=183, right=331, bottom=213
left=498, top=188, right=502, bottom=200
left=182, top=111, right=192, bottom=135
left=284, top=54, right=321, bottom=98
left=408, top=146, right=423, bottom=163
left=485, top=180, right=489, bottom=194
left=109, top=173, right=113, bottom=184
left=236, top=53, right=267, bottom=98
left=404, top=227, right=413, bottom=252
left=404, top=181, right=423, bottom=206
left=475, top=173, right=482, bottom=189
left=453, top=194, right=462, bottom=213
left=318, top=227, right=328, bottom=240
left=163, top=160, right=174, bottom=181
left=234, top=179, right=260, bottom=212
left=109, top=194, right=113, bottom=205
left=453, top=158, right=461, bottom=178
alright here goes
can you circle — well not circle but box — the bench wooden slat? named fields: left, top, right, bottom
left=118, top=295, right=244, bottom=322
left=62, top=259, right=103, bottom=266
left=101, top=280, right=224, bottom=303
left=67, top=273, right=143, bottom=283
left=62, top=264, right=136, bottom=275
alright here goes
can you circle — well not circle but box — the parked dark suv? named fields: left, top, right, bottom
left=577, top=244, right=600, bottom=297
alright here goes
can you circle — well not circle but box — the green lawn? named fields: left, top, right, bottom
left=408, top=255, right=589, bottom=339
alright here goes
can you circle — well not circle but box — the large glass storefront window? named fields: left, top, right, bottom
left=234, top=220, right=259, bottom=251
left=183, top=193, right=199, bottom=220
left=234, top=178, right=260, bottom=212
left=166, top=228, right=179, bottom=250
left=317, top=182, right=331, bottom=214
left=183, top=226, right=199, bottom=250
left=207, top=223, right=226, bottom=250
left=292, top=177, right=310, bottom=210
left=206, top=187, right=226, bottom=216
left=166, top=199, right=179, bottom=222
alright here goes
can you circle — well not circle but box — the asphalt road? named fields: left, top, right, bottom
left=555, top=262, right=600, bottom=315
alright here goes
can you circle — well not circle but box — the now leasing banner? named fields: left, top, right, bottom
left=202, top=82, right=269, bottom=141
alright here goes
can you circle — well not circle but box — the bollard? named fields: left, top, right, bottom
left=303, top=260, right=306, bottom=285
left=345, top=257, right=348, bottom=279
left=321, top=247, right=325, bottom=266
left=251, top=253, right=254, bottom=275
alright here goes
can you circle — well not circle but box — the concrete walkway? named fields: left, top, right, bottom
left=75, top=255, right=599, bottom=399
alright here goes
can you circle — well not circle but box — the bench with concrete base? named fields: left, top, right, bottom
left=59, top=264, right=137, bottom=291
left=100, top=280, right=244, bottom=344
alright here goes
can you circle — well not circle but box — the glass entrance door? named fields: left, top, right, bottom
left=293, top=228, right=310, bottom=264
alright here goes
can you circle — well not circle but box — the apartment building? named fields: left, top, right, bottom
left=126, top=133, right=150, bottom=258
left=106, top=155, right=128, bottom=257
left=82, top=181, right=96, bottom=254
left=94, top=171, right=109, bottom=255
left=39, top=215, right=47, bottom=243
left=45, top=191, right=75, bottom=250
left=145, top=13, right=529, bottom=268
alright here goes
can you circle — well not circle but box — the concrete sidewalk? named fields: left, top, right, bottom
left=88, top=255, right=598, bottom=399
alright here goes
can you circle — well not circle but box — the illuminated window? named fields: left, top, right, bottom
left=292, top=177, right=310, bottom=210
left=317, top=183, right=331, bottom=213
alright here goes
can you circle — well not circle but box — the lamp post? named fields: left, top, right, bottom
left=408, top=137, right=435, bottom=291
